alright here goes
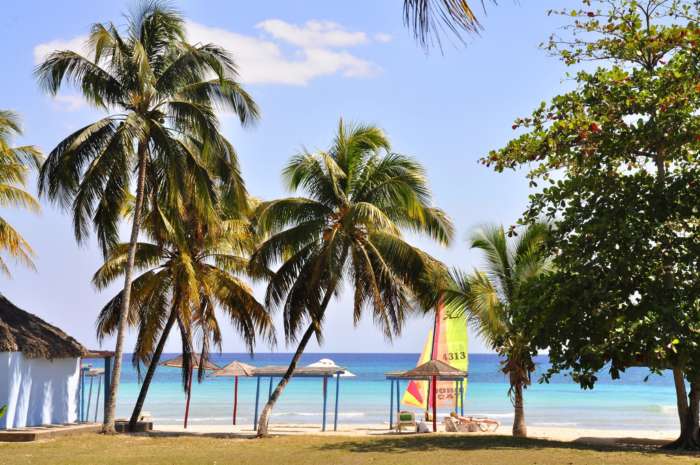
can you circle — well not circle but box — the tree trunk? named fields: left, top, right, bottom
left=512, top=382, right=527, bottom=438
left=665, top=369, right=700, bottom=450
left=127, top=307, right=177, bottom=431
left=256, top=323, right=316, bottom=437
left=102, top=143, right=148, bottom=433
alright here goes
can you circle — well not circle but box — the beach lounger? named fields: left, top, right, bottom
left=396, top=410, right=417, bottom=433
left=445, top=414, right=500, bottom=433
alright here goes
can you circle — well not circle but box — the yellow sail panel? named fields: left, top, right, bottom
left=401, top=330, right=432, bottom=408
left=401, top=303, right=468, bottom=410
left=434, top=311, right=468, bottom=407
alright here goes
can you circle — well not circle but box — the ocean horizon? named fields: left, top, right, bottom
left=82, top=353, right=679, bottom=432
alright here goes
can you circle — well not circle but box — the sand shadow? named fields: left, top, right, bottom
left=315, top=434, right=689, bottom=456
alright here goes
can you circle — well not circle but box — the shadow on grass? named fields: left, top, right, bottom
left=316, top=435, right=687, bottom=456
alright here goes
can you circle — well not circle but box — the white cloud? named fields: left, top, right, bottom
left=51, top=94, right=87, bottom=112
left=256, top=19, right=368, bottom=48
left=187, top=20, right=381, bottom=85
left=374, top=33, right=393, bottom=43
left=33, top=35, right=89, bottom=65
left=33, top=19, right=390, bottom=87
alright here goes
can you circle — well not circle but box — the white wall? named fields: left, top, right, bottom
left=0, top=352, right=80, bottom=429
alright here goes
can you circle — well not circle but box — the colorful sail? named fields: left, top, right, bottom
left=401, top=302, right=468, bottom=409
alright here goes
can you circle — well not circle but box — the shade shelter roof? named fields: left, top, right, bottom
left=385, top=359, right=467, bottom=381
left=249, top=364, right=346, bottom=433
left=212, top=360, right=255, bottom=377
left=0, top=293, right=87, bottom=359
left=251, top=365, right=346, bottom=377
left=160, top=355, right=220, bottom=370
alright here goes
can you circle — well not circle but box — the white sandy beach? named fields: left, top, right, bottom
left=152, top=422, right=677, bottom=445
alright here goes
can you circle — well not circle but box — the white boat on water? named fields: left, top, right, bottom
left=307, top=358, right=355, bottom=377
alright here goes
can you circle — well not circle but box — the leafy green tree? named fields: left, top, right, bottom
left=0, top=111, right=42, bottom=276
left=94, top=190, right=273, bottom=431
left=442, top=223, right=552, bottom=437
left=251, top=120, right=453, bottom=436
left=483, top=0, right=700, bottom=449
left=35, top=1, right=258, bottom=432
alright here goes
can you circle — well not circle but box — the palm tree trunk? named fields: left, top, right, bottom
left=103, top=143, right=148, bottom=433
left=256, top=322, right=316, bottom=437
left=512, top=382, right=527, bottom=438
left=127, top=307, right=177, bottom=431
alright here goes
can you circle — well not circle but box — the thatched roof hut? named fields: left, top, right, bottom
left=0, top=294, right=86, bottom=359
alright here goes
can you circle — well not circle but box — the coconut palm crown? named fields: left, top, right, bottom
left=442, top=222, right=553, bottom=438
left=251, top=119, right=454, bottom=435
left=403, top=0, right=495, bottom=49
left=0, top=111, right=42, bottom=276
left=94, top=190, right=273, bottom=430
left=34, top=1, right=259, bottom=431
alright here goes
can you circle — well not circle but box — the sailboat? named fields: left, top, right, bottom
left=402, top=301, right=468, bottom=412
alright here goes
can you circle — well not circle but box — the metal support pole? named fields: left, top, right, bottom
left=389, top=379, right=394, bottom=430
left=94, top=375, right=102, bottom=423
left=454, top=380, right=458, bottom=414
left=253, top=377, right=261, bottom=430
left=322, top=376, right=328, bottom=432
left=233, top=376, right=238, bottom=426
left=395, top=379, right=400, bottom=417
left=103, top=357, right=112, bottom=424
left=86, top=375, right=94, bottom=421
left=78, top=366, right=84, bottom=423
left=333, top=372, right=340, bottom=432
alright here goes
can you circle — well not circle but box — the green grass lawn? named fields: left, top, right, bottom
left=1, top=433, right=699, bottom=465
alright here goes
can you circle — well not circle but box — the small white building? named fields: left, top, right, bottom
left=0, top=294, right=86, bottom=429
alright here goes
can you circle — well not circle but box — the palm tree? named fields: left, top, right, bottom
left=0, top=111, right=42, bottom=276
left=403, top=0, right=496, bottom=49
left=94, top=190, right=273, bottom=431
left=251, top=119, right=454, bottom=436
left=35, top=1, right=258, bottom=432
left=442, top=222, right=552, bottom=437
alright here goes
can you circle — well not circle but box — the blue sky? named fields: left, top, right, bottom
left=0, top=0, right=577, bottom=354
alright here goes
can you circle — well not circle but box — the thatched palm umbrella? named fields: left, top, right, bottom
left=160, top=355, right=220, bottom=428
left=211, top=361, right=255, bottom=425
left=401, top=359, right=466, bottom=432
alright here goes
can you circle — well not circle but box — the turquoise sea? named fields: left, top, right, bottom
left=83, top=353, right=679, bottom=431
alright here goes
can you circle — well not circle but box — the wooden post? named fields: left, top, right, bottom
left=432, top=375, right=437, bottom=432
left=184, top=367, right=193, bottom=429
left=321, top=376, right=328, bottom=432
left=460, top=379, right=465, bottom=416
left=333, top=372, right=340, bottom=432
left=232, top=376, right=239, bottom=425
